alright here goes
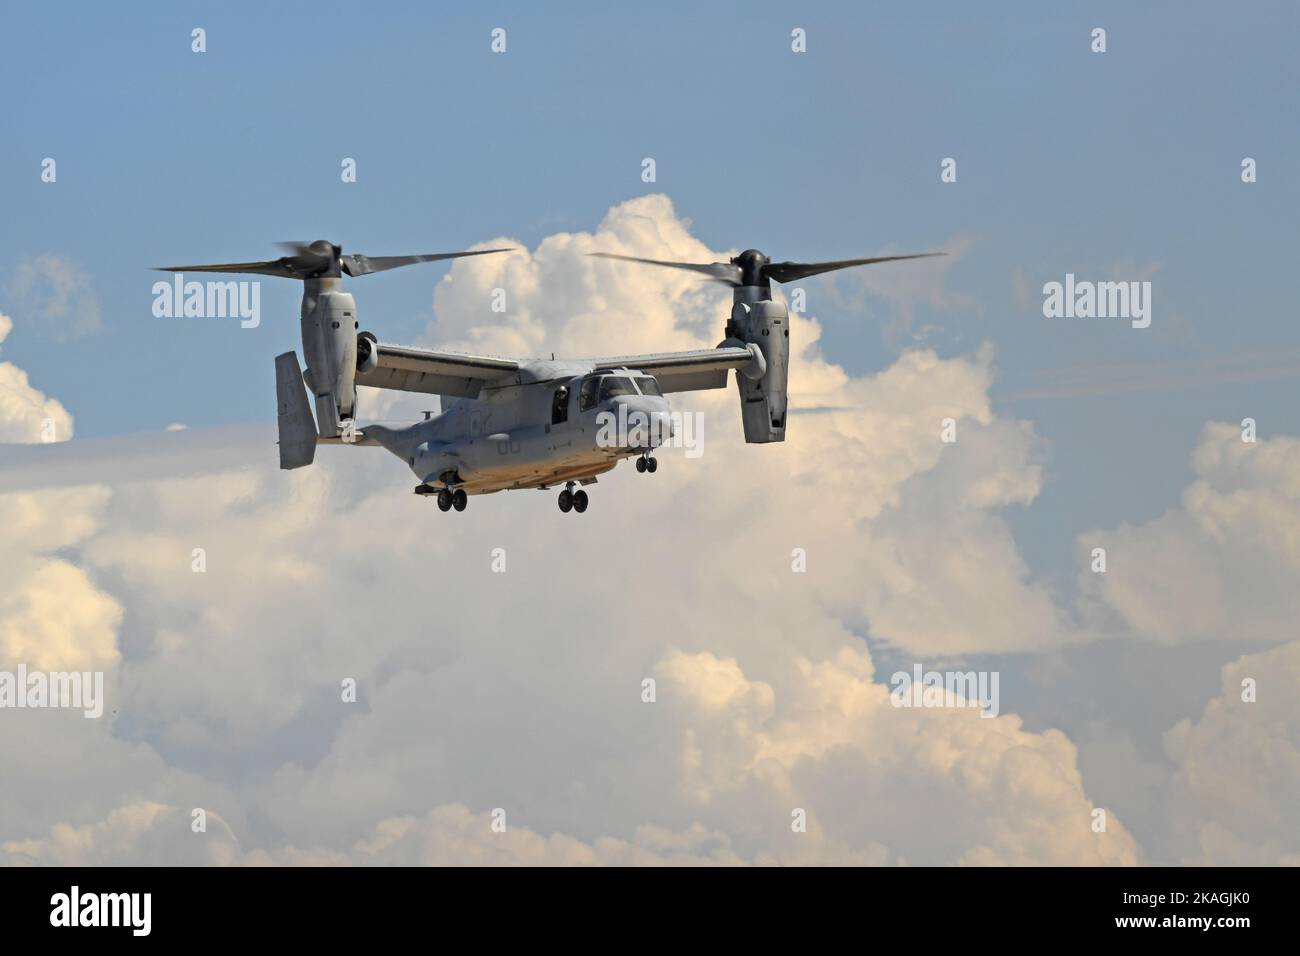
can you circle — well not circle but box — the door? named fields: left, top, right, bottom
left=551, top=384, right=570, bottom=425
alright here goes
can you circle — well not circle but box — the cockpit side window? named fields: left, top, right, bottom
left=598, top=376, right=636, bottom=401
left=635, top=377, right=663, bottom=397
left=579, top=376, right=601, bottom=412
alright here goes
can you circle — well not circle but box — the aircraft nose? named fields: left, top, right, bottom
left=614, top=398, right=674, bottom=449
left=655, top=409, right=675, bottom=440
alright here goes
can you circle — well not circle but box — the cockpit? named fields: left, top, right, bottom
left=578, top=372, right=662, bottom=412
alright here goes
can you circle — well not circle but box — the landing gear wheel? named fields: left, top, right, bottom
left=452, top=489, right=468, bottom=512
left=558, top=489, right=573, bottom=513
left=437, top=490, right=452, bottom=512
left=636, top=457, right=647, bottom=473
left=646, top=456, right=658, bottom=473
left=573, top=489, right=589, bottom=513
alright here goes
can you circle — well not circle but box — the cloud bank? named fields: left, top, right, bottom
left=0, top=198, right=1293, bottom=865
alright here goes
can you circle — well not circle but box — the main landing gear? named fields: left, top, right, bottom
left=415, top=484, right=467, bottom=512
left=558, top=481, right=589, bottom=514
left=635, top=454, right=658, bottom=474
left=430, top=487, right=467, bottom=512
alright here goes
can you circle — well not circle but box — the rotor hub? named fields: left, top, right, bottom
left=732, top=249, right=770, bottom=287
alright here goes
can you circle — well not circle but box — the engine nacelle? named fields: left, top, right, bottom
left=730, top=297, right=789, bottom=443
left=299, top=278, right=358, bottom=438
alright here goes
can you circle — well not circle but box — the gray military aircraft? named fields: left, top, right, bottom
left=160, top=240, right=941, bottom=513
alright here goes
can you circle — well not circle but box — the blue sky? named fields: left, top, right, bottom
left=3, top=0, right=1298, bottom=582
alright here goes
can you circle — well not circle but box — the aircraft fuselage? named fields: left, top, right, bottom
left=366, top=364, right=674, bottom=494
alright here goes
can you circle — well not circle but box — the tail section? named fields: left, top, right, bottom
left=275, top=351, right=317, bottom=469
left=356, top=423, right=416, bottom=456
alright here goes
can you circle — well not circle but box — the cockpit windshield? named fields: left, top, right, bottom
left=635, top=377, right=663, bottom=397
left=598, top=376, right=637, bottom=401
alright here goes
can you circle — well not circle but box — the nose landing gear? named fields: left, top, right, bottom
left=635, top=454, right=658, bottom=474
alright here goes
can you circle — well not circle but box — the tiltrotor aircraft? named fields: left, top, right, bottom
left=160, top=239, right=940, bottom=513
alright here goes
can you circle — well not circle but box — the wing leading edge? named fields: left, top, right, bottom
left=355, top=340, right=759, bottom=396
left=590, top=345, right=758, bottom=392
left=356, top=342, right=520, bottom=398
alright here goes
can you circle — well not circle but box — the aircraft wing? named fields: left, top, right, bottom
left=355, top=341, right=521, bottom=398
left=589, top=345, right=758, bottom=392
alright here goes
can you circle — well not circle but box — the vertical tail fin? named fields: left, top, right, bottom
left=275, top=351, right=317, bottom=469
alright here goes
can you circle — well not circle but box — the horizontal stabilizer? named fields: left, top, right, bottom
left=318, top=430, right=382, bottom=447
left=275, top=352, right=316, bottom=469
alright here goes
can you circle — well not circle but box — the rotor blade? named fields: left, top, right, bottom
left=341, top=248, right=516, bottom=277
left=153, top=259, right=304, bottom=278
left=275, top=241, right=319, bottom=257
left=765, top=253, right=946, bottom=284
left=588, top=252, right=742, bottom=286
